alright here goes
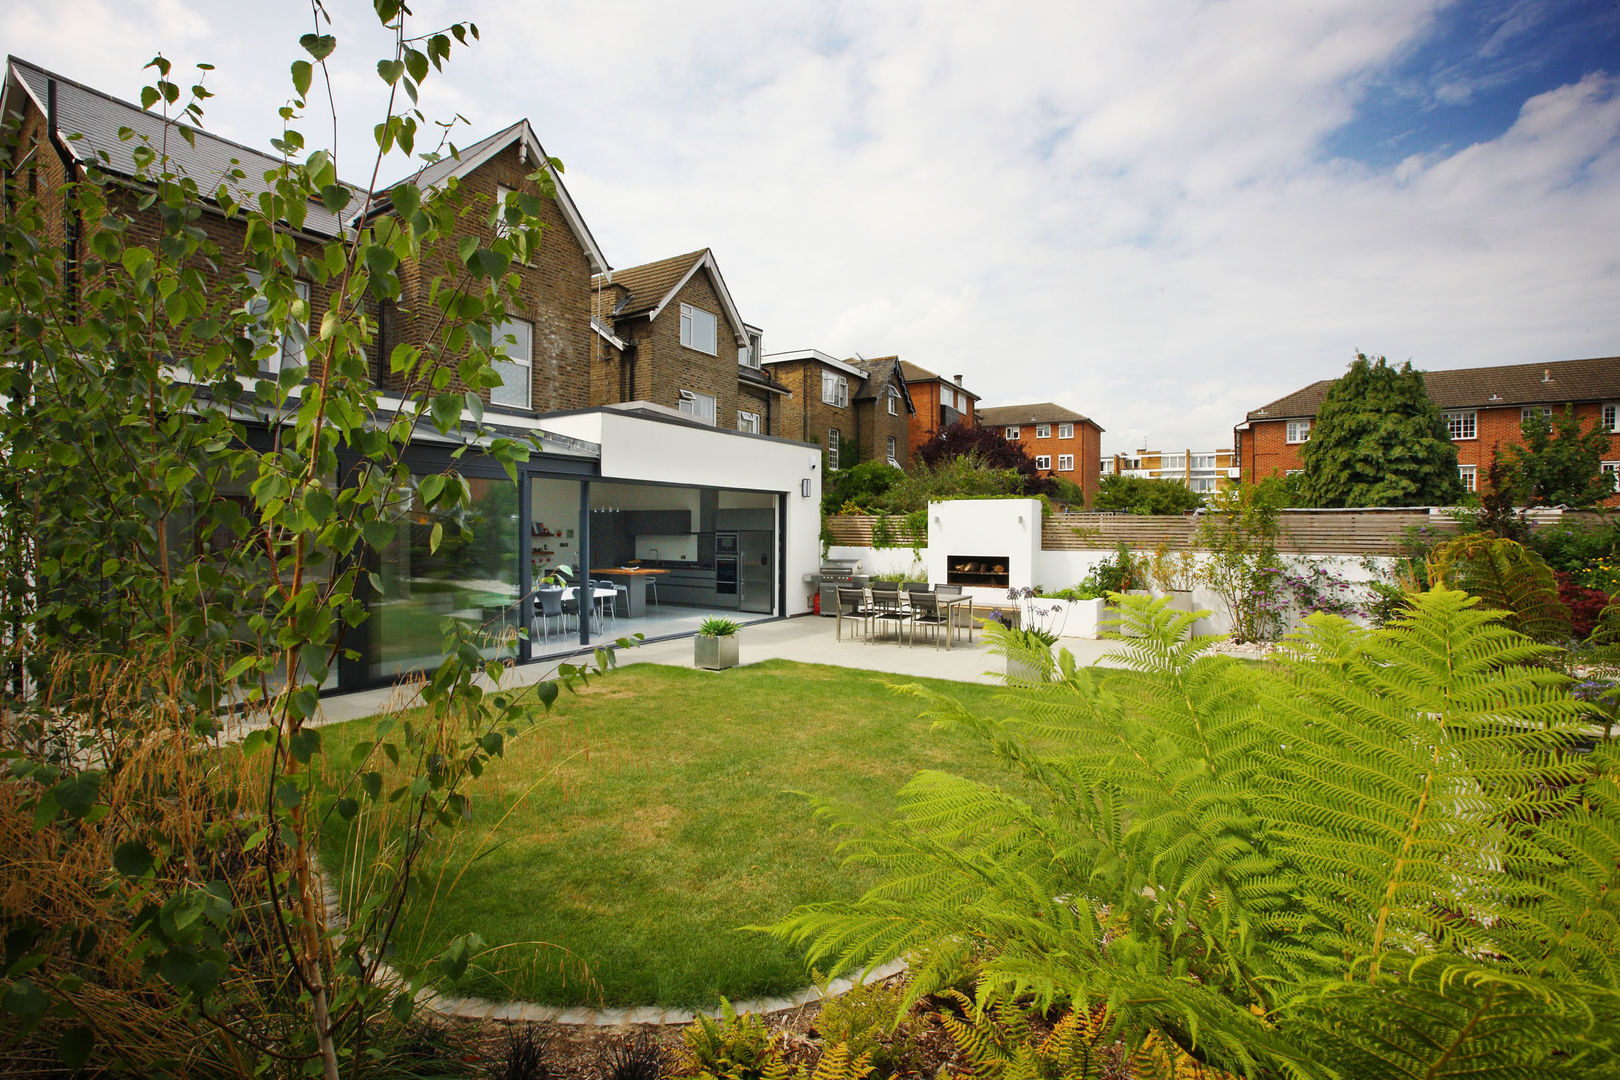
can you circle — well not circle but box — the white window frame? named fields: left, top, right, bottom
left=1521, top=405, right=1553, bottom=426
left=1058, top=422, right=1073, bottom=439
left=1459, top=464, right=1477, bottom=493
left=1603, top=403, right=1617, bottom=431
left=679, top=303, right=717, bottom=356
left=1036, top=423, right=1052, bottom=439
left=1058, top=454, right=1074, bottom=471
left=489, top=315, right=534, bottom=409
left=1190, top=477, right=1216, bottom=493
left=739, top=331, right=763, bottom=369
left=887, top=386, right=899, bottom=415
left=1005, top=426, right=1020, bottom=439
left=1444, top=410, right=1477, bottom=440
left=1191, top=454, right=1215, bottom=470
left=1601, top=461, right=1619, bottom=493
left=245, top=270, right=310, bottom=376
left=1285, top=420, right=1311, bottom=444
left=677, top=388, right=717, bottom=425
left=1163, top=454, right=1186, bottom=472
left=737, top=410, right=761, bottom=434
left=828, top=428, right=841, bottom=470
left=494, top=183, right=515, bottom=239
left=821, top=372, right=848, bottom=408
left=886, top=436, right=897, bottom=464
left=1035, top=454, right=1052, bottom=470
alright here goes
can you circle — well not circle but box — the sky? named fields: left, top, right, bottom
left=5, top=0, right=1619, bottom=455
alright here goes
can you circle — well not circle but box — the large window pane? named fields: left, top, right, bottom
left=490, top=318, right=533, bottom=409
left=369, top=472, right=520, bottom=680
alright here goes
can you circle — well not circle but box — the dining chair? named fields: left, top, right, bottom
left=835, top=586, right=875, bottom=642
left=868, top=584, right=911, bottom=644
left=935, top=583, right=966, bottom=642
left=533, top=586, right=567, bottom=643
left=908, top=590, right=950, bottom=649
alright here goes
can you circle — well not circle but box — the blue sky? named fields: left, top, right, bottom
left=3, top=1, right=1617, bottom=455
left=1328, top=0, right=1620, bottom=168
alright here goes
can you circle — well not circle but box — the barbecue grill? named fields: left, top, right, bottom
left=818, top=558, right=865, bottom=615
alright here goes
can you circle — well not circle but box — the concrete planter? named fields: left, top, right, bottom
left=694, top=634, right=740, bottom=670
left=1154, top=588, right=1196, bottom=613
left=1060, top=597, right=1107, bottom=639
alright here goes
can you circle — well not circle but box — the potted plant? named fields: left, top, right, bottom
left=1146, top=542, right=1198, bottom=614
left=695, top=617, right=742, bottom=670
left=988, top=588, right=1067, bottom=681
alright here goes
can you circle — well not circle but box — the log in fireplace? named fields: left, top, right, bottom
left=946, top=555, right=1010, bottom=588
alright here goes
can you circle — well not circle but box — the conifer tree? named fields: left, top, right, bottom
left=1300, top=353, right=1463, bottom=507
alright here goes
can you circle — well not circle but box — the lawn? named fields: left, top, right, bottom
left=319, top=659, right=1016, bottom=1009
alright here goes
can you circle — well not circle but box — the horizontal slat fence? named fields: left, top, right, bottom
left=829, top=508, right=1606, bottom=557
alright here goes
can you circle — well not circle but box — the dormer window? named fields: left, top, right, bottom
left=494, top=184, right=515, bottom=238
left=887, top=386, right=900, bottom=415
left=739, top=330, right=763, bottom=369
left=680, top=303, right=717, bottom=355
left=822, top=372, right=849, bottom=408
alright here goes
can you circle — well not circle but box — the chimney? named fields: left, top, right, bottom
left=953, top=375, right=963, bottom=385
left=1542, top=368, right=1552, bottom=383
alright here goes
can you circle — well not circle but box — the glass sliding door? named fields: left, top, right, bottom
left=368, top=471, right=521, bottom=681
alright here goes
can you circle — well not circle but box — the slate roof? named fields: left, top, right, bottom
left=978, top=403, right=1101, bottom=430
left=1246, top=356, right=1620, bottom=421
left=592, top=250, right=707, bottom=319
left=898, top=360, right=980, bottom=399
left=3, top=56, right=355, bottom=237
left=846, top=355, right=915, bottom=412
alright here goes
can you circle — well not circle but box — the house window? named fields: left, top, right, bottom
left=1035, top=455, right=1052, bottom=470
left=1602, top=461, right=1619, bottom=492
left=679, top=303, right=717, bottom=355
left=1191, top=454, right=1215, bottom=470
left=494, top=184, right=515, bottom=238
left=489, top=316, right=533, bottom=409
left=1036, top=424, right=1052, bottom=439
left=677, top=389, right=717, bottom=425
left=821, top=372, right=848, bottom=407
left=246, top=270, right=310, bottom=376
left=1164, top=454, right=1186, bottom=471
left=1604, top=403, right=1617, bottom=431
left=1190, top=477, right=1216, bottom=493
left=828, top=428, right=841, bottom=470
left=887, top=386, right=899, bottom=415
left=1058, top=422, right=1073, bottom=439
left=739, top=331, right=762, bottom=368
left=737, top=410, right=760, bottom=433
left=1444, top=410, right=1476, bottom=440
left=1460, top=464, right=1477, bottom=492
left=1285, top=420, right=1311, bottom=444
left=1285, top=469, right=1303, bottom=476
left=1005, top=426, right=1020, bottom=439
left=1058, top=454, right=1074, bottom=471
left=886, top=436, right=897, bottom=464
left=1100, top=460, right=1113, bottom=475
left=1521, top=405, right=1554, bottom=427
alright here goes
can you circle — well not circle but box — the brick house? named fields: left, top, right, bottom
left=976, top=403, right=1105, bottom=505
left=899, top=362, right=979, bottom=455
left=591, top=249, right=788, bottom=434
left=1236, top=356, right=1620, bottom=504
left=3, top=56, right=825, bottom=690
left=760, top=350, right=915, bottom=469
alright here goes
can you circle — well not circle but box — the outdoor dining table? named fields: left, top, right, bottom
left=861, top=589, right=975, bottom=649
left=561, top=584, right=620, bottom=631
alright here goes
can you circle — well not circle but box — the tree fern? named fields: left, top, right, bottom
left=762, top=590, right=1620, bottom=1078
left=1427, top=534, right=1571, bottom=642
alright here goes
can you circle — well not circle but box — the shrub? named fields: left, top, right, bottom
left=602, top=1032, right=665, bottom=1080
left=1093, top=474, right=1202, bottom=515
left=1556, top=571, right=1611, bottom=640
left=698, top=618, right=743, bottom=637
left=814, top=980, right=921, bottom=1078
left=491, top=1024, right=550, bottom=1080
left=676, top=1000, right=782, bottom=1080
left=766, top=590, right=1620, bottom=1078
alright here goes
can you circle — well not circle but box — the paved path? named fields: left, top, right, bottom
left=312, top=615, right=1125, bottom=727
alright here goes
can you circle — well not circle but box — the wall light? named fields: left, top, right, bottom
left=801, top=478, right=812, bottom=497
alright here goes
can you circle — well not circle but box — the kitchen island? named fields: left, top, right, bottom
left=590, top=567, right=669, bottom=618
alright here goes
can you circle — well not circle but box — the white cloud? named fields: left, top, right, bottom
left=6, top=0, right=1616, bottom=455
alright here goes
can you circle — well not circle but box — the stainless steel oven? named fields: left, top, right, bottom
left=714, top=531, right=739, bottom=602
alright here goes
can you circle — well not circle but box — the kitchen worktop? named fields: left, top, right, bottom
left=633, top=559, right=714, bottom=570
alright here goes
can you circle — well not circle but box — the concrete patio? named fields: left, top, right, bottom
left=310, top=613, right=1126, bottom=727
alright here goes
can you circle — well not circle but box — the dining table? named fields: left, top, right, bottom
left=590, top=566, right=669, bottom=618
left=561, top=584, right=621, bottom=630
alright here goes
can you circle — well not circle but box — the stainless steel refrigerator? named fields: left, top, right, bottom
left=738, top=530, right=774, bottom=613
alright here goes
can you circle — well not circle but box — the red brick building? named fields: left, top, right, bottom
left=976, top=403, right=1105, bottom=506
left=591, top=249, right=789, bottom=435
left=898, top=362, right=979, bottom=455
left=1236, top=356, right=1620, bottom=504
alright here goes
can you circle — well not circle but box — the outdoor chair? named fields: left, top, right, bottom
left=903, top=581, right=932, bottom=595
left=835, top=586, right=876, bottom=642
left=908, top=590, right=950, bottom=649
left=868, top=584, right=912, bottom=644
left=934, top=583, right=967, bottom=642
left=533, top=586, right=568, bottom=643
left=591, top=580, right=617, bottom=629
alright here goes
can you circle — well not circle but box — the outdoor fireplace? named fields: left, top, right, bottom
left=946, top=555, right=1010, bottom=588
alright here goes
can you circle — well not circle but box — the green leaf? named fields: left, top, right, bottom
left=533, top=680, right=559, bottom=710
left=390, top=182, right=419, bottom=220
left=360, top=771, right=382, bottom=799
left=299, top=33, right=337, bottom=61
left=429, top=521, right=444, bottom=554
left=290, top=60, right=313, bottom=99
left=464, top=391, right=484, bottom=423
left=59, top=1025, right=95, bottom=1070
left=334, top=797, right=359, bottom=821
left=140, top=86, right=159, bottom=110
left=403, top=47, right=428, bottom=86
left=113, top=840, right=155, bottom=878
left=377, top=59, right=405, bottom=86
left=2, top=979, right=49, bottom=1031
left=288, top=727, right=322, bottom=765
left=319, top=184, right=351, bottom=213
left=418, top=473, right=446, bottom=506
left=429, top=393, right=462, bottom=433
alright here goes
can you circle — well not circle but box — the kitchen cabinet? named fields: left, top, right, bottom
left=624, top=509, right=691, bottom=536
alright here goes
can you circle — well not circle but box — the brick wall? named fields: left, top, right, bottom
left=387, top=142, right=593, bottom=413
left=856, top=380, right=912, bottom=467
left=996, top=419, right=1100, bottom=505
left=768, top=359, right=856, bottom=465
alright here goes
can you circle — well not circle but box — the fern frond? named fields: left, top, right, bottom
left=1428, top=534, right=1571, bottom=642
